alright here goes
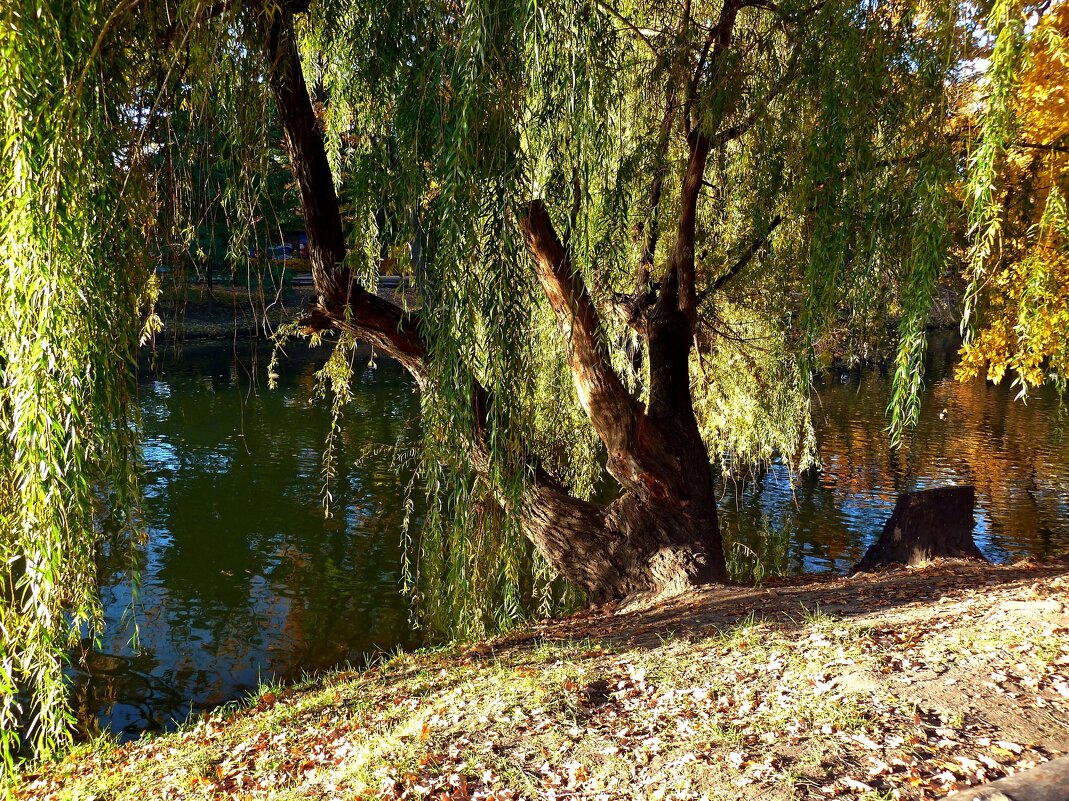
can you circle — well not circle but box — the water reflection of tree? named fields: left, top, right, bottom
left=722, top=336, right=1069, bottom=572
left=805, top=338, right=1068, bottom=567
left=918, top=373, right=1068, bottom=558
left=81, top=342, right=420, bottom=739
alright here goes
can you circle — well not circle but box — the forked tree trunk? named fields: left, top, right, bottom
left=519, top=201, right=727, bottom=599
left=259, top=1, right=729, bottom=601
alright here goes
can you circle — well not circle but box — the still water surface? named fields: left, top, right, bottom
left=78, top=334, right=1068, bottom=738
left=721, top=333, right=1068, bottom=573
left=79, top=342, right=419, bottom=739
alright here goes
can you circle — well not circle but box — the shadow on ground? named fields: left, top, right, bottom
left=506, top=557, right=1069, bottom=649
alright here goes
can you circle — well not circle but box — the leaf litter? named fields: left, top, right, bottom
left=15, top=558, right=1069, bottom=800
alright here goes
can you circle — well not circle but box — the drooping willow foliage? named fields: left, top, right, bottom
left=145, top=3, right=303, bottom=339
left=2, top=0, right=980, bottom=771
left=0, top=0, right=307, bottom=771
left=0, top=0, right=154, bottom=769
left=300, top=0, right=965, bottom=617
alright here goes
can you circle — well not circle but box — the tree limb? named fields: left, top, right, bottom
left=666, top=0, right=741, bottom=323
left=523, top=201, right=705, bottom=513
left=697, top=214, right=783, bottom=302
left=634, top=0, right=697, bottom=297
left=521, top=200, right=644, bottom=449
left=634, top=91, right=678, bottom=295
left=260, top=2, right=427, bottom=383
left=684, top=0, right=745, bottom=131
left=667, top=129, right=713, bottom=324
left=707, top=47, right=800, bottom=149
left=594, top=0, right=661, bottom=55
left=1016, top=140, right=1069, bottom=155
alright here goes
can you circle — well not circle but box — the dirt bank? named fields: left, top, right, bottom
left=17, top=558, right=1069, bottom=800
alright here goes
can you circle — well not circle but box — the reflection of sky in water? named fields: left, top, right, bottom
left=141, top=438, right=177, bottom=471
left=76, top=341, right=420, bottom=741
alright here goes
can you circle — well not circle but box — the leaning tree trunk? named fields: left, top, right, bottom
left=258, top=1, right=732, bottom=601
left=519, top=200, right=727, bottom=599
left=853, top=486, right=987, bottom=572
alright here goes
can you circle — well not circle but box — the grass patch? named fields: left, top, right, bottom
left=15, top=563, right=1069, bottom=800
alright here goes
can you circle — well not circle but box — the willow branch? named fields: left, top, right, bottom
left=707, top=47, right=799, bottom=148
left=1016, top=140, right=1069, bottom=155
left=697, top=214, right=783, bottom=302
left=161, top=1, right=231, bottom=48
left=595, top=0, right=661, bottom=54
left=256, top=4, right=644, bottom=589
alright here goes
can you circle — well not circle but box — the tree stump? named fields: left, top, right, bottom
left=853, top=486, right=987, bottom=573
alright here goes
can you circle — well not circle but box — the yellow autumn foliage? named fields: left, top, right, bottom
left=959, top=0, right=1069, bottom=390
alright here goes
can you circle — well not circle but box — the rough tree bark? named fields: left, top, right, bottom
left=521, top=201, right=726, bottom=597
left=853, top=486, right=988, bottom=572
left=258, top=0, right=732, bottom=601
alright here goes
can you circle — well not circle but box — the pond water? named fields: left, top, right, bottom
left=720, top=331, right=1069, bottom=573
left=76, top=333, right=1068, bottom=739
left=77, top=341, right=420, bottom=740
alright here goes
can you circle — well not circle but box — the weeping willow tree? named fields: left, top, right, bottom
left=1, top=0, right=970, bottom=770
